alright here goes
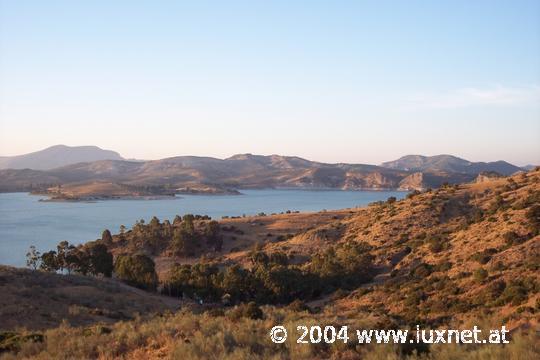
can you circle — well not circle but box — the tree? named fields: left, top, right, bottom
left=56, top=240, right=86, bottom=274
left=149, top=216, right=160, bottom=228
left=170, top=216, right=199, bottom=256
left=85, top=242, right=113, bottom=277
left=162, top=219, right=172, bottom=238
left=221, top=265, right=256, bottom=302
left=182, top=214, right=195, bottom=232
left=310, top=241, right=374, bottom=290
left=164, top=262, right=221, bottom=300
left=204, top=220, right=223, bottom=251
left=26, top=245, right=41, bottom=270
left=65, top=247, right=89, bottom=275
left=114, top=254, right=158, bottom=290
left=101, top=229, right=113, bottom=245
left=56, top=241, right=73, bottom=272
left=171, top=228, right=186, bottom=256
left=40, top=250, right=59, bottom=272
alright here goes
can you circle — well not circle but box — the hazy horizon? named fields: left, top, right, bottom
left=0, top=143, right=537, bottom=167
left=1, top=1, right=539, bottom=165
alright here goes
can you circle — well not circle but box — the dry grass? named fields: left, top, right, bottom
left=1, top=307, right=538, bottom=359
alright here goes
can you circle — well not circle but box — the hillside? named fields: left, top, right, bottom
left=101, top=167, right=539, bottom=331
left=381, top=154, right=522, bottom=175
left=0, top=145, right=124, bottom=171
left=0, top=170, right=538, bottom=358
left=0, top=265, right=179, bottom=331
left=0, top=153, right=505, bottom=198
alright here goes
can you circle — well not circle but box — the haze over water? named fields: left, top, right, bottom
left=0, top=189, right=404, bottom=267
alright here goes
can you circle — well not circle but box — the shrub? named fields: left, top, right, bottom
left=470, top=248, right=497, bottom=264
left=480, top=280, right=506, bottom=304
left=205, top=308, right=225, bottom=317
left=228, top=302, right=263, bottom=321
left=491, top=261, right=506, bottom=272
left=503, top=231, right=525, bottom=246
left=387, top=196, right=397, bottom=204
left=496, top=280, right=530, bottom=306
left=468, top=208, right=484, bottom=224
left=525, top=204, right=540, bottom=235
left=433, top=261, right=452, bottom=272
left=428, top=238, right=444, bottom=253
left=404, top=290, right=425, bottom=306
left=287, top=299, right=311, bottom=313
left=473, top=268, right=488, bottom=282
left=406, top=190, right=421, bottom=199
left=0, top=332, right=44, bottom=353
left=409, top=263, right=433, bottom=279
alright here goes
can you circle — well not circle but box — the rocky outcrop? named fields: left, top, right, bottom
left=475, top=171, right=503, bottom=183
left=398, top=172, right=426, bottom=191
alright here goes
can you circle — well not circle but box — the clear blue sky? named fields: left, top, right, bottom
left=1, top=0, right=539, bottom=165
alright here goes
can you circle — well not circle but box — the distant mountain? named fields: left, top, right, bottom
left=522, top=164, right=538, bottom=171
left=380, top=154, right=521, bottom=176
left=0, top=153, right=464, bottom=197
left=0, top=151, right=526, bottom=198
left=0, top=145, right=124, bottom=170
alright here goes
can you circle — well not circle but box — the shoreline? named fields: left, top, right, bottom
left=38, top=194, right=180, bottom=202
left=1, top=186, right=409, bottom=203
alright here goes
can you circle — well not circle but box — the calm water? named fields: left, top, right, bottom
left=0, top=190, right=405, bottom=267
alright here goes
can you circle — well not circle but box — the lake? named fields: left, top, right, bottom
left=0, top=190, right=405, bottom=267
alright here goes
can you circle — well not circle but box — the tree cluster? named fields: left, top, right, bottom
left=27, top=240, right=113, bottom=277
left=117, top=215, right=222, bottom=256
left=162, top=241, right=375, bottom=305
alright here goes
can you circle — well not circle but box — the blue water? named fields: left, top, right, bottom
left=0, top=190, right=405, bottom=267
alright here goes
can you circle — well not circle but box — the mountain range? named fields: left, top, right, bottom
left=0, top=145, right=529, bottom=198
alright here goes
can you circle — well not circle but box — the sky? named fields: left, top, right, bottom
left=0, top=0, right=539, bottom=166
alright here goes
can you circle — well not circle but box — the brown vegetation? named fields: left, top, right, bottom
left=1, top=169, right=539, bottom=358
